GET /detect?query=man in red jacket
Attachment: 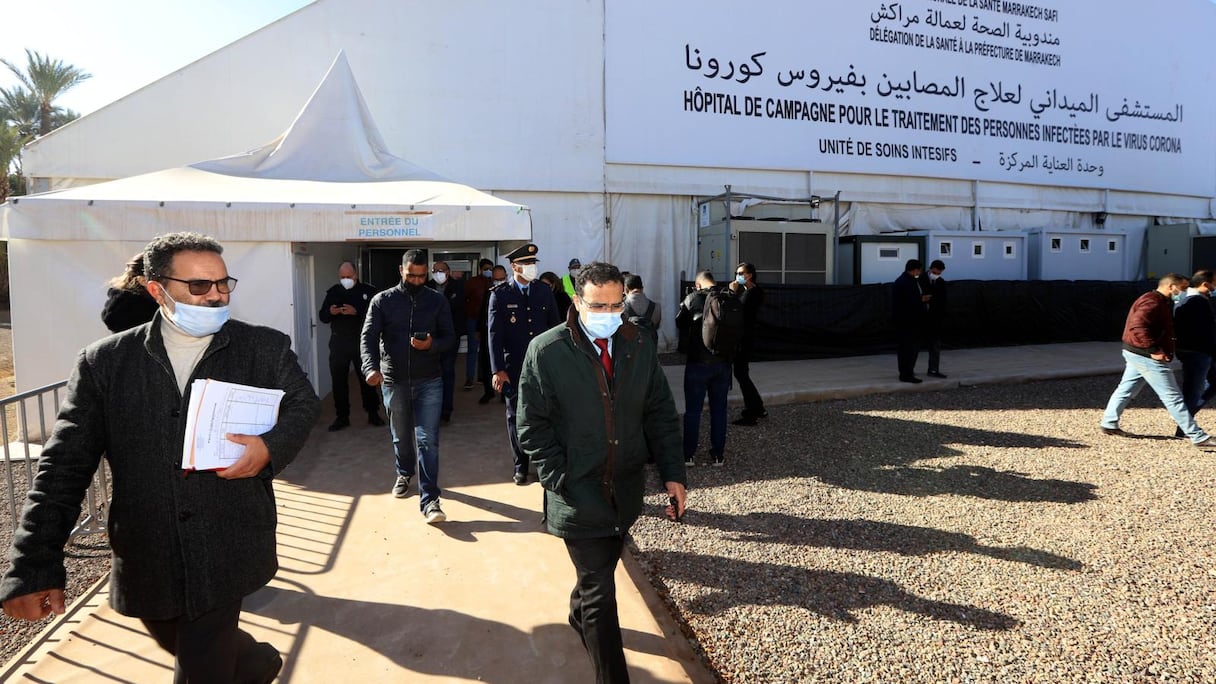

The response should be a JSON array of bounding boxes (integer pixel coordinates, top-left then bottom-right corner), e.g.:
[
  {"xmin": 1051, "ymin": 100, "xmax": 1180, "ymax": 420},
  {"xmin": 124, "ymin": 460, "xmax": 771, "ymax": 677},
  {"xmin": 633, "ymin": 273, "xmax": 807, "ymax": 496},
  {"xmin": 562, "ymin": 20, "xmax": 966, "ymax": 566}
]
[{"xmin": 1100, "ymin": 273, "xmax": 1216, "ymax": 449}]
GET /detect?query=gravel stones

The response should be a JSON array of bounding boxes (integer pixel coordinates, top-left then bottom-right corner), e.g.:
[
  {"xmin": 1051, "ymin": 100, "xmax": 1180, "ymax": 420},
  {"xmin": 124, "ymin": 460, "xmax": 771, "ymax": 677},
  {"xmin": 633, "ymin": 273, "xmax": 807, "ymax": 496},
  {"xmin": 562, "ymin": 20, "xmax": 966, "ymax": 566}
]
[{"xmin": 631, "ymin": 375, "xmax": 1216, "ymax": 683}]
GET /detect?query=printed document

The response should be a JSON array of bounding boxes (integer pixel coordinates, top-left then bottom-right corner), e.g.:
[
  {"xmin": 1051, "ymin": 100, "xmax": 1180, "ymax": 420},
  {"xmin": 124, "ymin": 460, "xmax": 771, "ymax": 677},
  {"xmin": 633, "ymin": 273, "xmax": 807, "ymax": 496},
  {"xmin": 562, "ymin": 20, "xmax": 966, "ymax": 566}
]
[{"xmin": 182, "ymin": 379, "xmax": 285, "ymax": 471}]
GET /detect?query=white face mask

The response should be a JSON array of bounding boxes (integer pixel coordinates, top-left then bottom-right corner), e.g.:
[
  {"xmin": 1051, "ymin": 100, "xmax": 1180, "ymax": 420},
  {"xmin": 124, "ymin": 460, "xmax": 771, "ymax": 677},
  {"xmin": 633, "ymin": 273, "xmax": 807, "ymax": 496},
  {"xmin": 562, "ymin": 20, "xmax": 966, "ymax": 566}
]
[
  {"xmin": 519, "ymin": 264, "xmax": 539, "ymax": 282},
  {"xmin": 162, "ymin": 290, "xmax": 229, "ymax": 337},
  {"xmin": 433, "ymin": 272, "xmax": 448, "ymax": 285},
  {"xmin": 928, "ymin": 273, "xmax": 940, "ymax": 282},
  {"xmin": 340, "ymin": 277, "xmax": 355, "ymax": 290},
  {"xmin": 493, "ymin": 278, "xmax": 507, "ymax": 285}
]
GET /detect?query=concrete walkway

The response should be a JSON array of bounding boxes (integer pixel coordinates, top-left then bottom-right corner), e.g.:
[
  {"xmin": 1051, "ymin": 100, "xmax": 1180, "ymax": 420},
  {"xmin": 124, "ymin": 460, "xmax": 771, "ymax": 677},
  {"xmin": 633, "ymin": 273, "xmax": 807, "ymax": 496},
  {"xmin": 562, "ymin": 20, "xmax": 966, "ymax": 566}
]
[{"xmin": 1, "ymin": 342, "xmax": 1124, "ymax": 683}]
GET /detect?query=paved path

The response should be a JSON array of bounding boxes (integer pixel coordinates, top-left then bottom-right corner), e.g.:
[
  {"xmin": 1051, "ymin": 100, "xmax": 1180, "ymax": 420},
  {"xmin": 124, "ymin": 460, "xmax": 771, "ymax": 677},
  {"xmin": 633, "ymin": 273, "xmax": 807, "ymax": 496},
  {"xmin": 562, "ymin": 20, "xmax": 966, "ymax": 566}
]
[{"xmin": 1, "ymin": 342, "xmax": 1124, "ymax": 682}]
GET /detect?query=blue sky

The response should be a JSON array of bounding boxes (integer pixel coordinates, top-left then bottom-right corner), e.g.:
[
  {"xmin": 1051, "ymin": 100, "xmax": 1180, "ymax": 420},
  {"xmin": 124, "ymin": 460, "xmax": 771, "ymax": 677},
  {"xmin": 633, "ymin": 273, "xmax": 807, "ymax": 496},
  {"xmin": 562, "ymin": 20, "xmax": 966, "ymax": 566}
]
[{"xmin": 0, "ymin": 0, "xmax": 314, "ymax": 117}]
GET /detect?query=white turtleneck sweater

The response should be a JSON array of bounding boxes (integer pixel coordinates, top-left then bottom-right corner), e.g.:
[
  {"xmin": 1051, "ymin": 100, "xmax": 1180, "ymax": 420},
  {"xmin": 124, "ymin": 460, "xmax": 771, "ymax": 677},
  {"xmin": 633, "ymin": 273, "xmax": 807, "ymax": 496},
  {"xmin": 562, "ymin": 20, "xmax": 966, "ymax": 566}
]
[{"xmin": 159, "ymin": 315, "xmax": 215, "ymax": 394}]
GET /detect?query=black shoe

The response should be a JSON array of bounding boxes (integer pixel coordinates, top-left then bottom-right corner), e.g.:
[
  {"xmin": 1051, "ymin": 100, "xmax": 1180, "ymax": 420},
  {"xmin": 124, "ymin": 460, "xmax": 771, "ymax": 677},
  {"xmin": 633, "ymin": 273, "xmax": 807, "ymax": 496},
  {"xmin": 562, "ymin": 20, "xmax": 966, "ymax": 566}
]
[
  {"xmin": 392, "ymin": 475, "xmax": 412, "ymax": 498},
  {"xmin": 732, "ymin": 416, "xmax": 758, "ymax": 426},
  {"xmin": 1100, "ymin": 426, "xmax": 1128, "ymax": 437},
  {"xmin": 1175, "ymin": 426, "xmax": 1186, "ymax": 439},
  {"xmin": 899, "ymin": 376, "xmax": 923, "ymax": 384},
  {"xmin": 235, "ymin": 642, "xmax": 283, "ymax": 684},
  {"xmin": 927, "ymin": 371, "xmax": 948, "ymax": 379},
  {"xmin": 441, "ymin": 414, "xmax": 451, "ymax": 424},
  {"xmin": 513, "ymin": 471, "xmax": 528, "ymax": 485},
  {"xmin": 684, "ymin": 456, "xmax": 696, "ymax": 467},
  {"xmin": 742, "ymin": 409, "xmax": 769, "ymax": 420},
  {"xmin": 368, "ymin": 413, "xmax": 385, "ymax": 427},
  {"xmin": 711, "ymin": 452, "xmax": 725, "ymax": 467},
  {"xmin": 478, "ymin": 392, "xmax": 495, "ymax": 405},
  {"xmin": 328, "ymin": 417, "xmax": 350, "ymax": 432},
  {"xmin": 463, "ymin": 379, "xmax": 475, "ymax": 390}
]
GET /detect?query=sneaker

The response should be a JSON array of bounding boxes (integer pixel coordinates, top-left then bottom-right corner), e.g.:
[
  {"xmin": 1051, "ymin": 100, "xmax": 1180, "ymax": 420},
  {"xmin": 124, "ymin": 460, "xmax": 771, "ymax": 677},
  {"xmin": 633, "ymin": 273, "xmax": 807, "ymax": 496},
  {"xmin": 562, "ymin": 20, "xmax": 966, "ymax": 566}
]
[
  {"xmin": 732, "ymin": 416, "xmax": 758, "ymax": 426},
  {"xmin": 1195, "ymin": 437, "xmax": 1216, "ymax": 450},
  {"xmin": 423, "ymin": 500, "xmax": 447, "ymax": 524},
  {"xmin": 927, "ymin": 370, "xmax": 948, "ymax": 379},
  {"xmin": 513, "ymin": 471, "xmax": 528, "ymax": 485},
  {"xmin": 328, "ymin": 417, "xmax": 350, "ymax": 432},
  {"xmin": 368, "ymin": 413, "xmax": 386, "ymax": 427},
  {"xmin": 711, "ymin": 452, "xmax": 725, "ymax": 467},
  {"xmin": 392, "ymin": 475, "xmax": 412, "ymax": 498},
  {"xmin": 899, "ymin": 375, "xmax": 923, "ymax": 384},
  {"xmin": 684, "ymin": 456, "xmax": 696, "ymax": 467},
  {"xmin": 1100, "ymin": 426, "xmax": 1128, "ymax": 437}
]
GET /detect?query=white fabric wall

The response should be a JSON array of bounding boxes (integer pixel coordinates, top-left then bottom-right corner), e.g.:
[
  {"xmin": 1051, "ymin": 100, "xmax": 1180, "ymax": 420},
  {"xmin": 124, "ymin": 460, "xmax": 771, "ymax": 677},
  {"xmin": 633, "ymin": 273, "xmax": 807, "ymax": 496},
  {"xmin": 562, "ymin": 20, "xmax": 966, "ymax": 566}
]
[{"xmin": 10, "ymin": 240, "xmax": 295, "ymax": 393}]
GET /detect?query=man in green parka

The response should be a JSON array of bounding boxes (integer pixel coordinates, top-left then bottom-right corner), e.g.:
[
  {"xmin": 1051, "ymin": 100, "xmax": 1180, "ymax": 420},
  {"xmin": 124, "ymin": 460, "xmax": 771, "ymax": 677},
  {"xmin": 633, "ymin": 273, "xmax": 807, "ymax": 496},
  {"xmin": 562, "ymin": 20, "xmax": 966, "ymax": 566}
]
[{"xmin": 517, "ymin": 261, "xmax": 686, "ymax": 684}]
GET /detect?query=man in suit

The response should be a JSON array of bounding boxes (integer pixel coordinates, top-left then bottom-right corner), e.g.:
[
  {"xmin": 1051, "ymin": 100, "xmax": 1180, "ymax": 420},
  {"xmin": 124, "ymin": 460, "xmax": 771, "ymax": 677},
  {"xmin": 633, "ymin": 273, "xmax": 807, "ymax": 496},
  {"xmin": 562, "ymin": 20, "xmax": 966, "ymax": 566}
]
[
  {"xmin": 488, "ymin": 243, "xmax": 561, "ymax": 485},
  {"xmin": 920, "ymin": 259, "xmax": 949, "ymax": 379},
  {"xmin": 893, "ymin": 258, "xmax": 930, "ymax": 383},
  {"xmin": 1, "ymin": 232, "xmax": 320, "ymax": 682},
  {"xmin": 429, "ymin": 260, "xmax": 466, "ymax": 423}
]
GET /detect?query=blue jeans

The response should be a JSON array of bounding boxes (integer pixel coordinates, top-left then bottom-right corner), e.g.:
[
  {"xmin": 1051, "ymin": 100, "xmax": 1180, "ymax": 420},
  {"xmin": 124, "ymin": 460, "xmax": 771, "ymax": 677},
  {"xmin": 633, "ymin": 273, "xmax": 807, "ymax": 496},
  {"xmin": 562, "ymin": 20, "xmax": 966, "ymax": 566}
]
[
  {"xmin": 465, "ymin": 319, "xmax": 479, "ymax": 382},
  {"xmin": 382, "ymin": 377, "xmax": 443, "ymax": 509},
  {"xmin": 1102, "ymin": 350, "xmax": 1208, "ymax": 443},
  {"xmin": 1176, "ymin": 350, "xmax": 1212, "ymax": 416},
  {"xmin": 683, "ymin": 361, "xmax": 732, "ymax": 458}
]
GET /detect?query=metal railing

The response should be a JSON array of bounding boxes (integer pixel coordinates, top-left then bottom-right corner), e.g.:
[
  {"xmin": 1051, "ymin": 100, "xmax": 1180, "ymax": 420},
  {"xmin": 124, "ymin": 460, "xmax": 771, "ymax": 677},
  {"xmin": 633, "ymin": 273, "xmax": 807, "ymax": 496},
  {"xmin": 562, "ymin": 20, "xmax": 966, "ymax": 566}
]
[{"xmin": 1, "ymin": 380, "xmax": 111, "ymax": 539}]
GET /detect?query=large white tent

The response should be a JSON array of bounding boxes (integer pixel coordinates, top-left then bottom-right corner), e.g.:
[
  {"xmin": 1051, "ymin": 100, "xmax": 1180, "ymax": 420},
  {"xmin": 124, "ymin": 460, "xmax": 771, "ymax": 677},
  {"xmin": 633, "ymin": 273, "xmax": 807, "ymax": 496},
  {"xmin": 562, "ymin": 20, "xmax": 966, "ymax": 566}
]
[{"xmin": 1, "ymin": 52, "xmax": 531, "ymax": 394}]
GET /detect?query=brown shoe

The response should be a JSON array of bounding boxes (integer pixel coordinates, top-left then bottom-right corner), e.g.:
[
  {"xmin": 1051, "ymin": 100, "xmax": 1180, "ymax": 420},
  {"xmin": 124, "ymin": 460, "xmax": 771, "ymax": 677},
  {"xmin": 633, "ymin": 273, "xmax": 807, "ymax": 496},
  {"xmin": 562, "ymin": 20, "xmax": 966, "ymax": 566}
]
[
  {"xmin": 1100, "ymin": 427, "xmax": 1128, "ymax": 437},
  {"xmin": 1195, "ymin": 437, "xmax": 1216, "ymax": 450}
]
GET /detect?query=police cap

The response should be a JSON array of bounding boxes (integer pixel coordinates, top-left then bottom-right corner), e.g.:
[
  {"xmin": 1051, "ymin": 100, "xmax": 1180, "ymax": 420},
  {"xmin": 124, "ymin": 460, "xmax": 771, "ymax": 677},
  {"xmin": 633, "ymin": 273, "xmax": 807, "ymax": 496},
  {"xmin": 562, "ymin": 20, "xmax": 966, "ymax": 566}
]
[{"xmin": 504, "ymin": 243, "xmax": 540, "ymax": 263}]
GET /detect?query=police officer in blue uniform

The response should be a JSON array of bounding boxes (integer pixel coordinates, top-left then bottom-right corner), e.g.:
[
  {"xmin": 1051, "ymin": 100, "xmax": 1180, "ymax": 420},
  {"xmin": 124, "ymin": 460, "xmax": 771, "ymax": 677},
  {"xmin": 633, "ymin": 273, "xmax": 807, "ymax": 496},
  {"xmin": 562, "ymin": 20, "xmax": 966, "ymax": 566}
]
[{"xmin": 489, "ymin": 243, "xmax": 561, "ymax": 484}]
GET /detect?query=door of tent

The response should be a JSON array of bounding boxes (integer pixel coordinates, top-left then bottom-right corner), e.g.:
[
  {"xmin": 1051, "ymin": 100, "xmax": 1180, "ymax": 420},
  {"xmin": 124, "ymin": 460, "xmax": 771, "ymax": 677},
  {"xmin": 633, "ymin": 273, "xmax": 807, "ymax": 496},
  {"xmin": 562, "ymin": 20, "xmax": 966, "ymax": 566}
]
[{"xmin": 292, "ymin": 251, "xmax": 319, "ymax": 389}]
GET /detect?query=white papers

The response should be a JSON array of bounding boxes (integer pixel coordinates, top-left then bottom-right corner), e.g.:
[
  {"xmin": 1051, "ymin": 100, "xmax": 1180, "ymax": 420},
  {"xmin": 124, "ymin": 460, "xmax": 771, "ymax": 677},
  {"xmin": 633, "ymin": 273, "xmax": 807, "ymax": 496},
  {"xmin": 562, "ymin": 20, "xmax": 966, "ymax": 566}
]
[{"xmin": 182, "ymin": 379, "xmax": 285, "ymax": 471}]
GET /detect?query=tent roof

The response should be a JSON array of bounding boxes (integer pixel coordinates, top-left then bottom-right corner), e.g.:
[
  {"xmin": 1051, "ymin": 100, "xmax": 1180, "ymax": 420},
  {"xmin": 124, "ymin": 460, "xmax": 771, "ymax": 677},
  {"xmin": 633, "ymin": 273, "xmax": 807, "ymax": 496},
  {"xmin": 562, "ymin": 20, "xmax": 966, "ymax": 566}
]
[{"xmin": 1, "ymin": 52, "xmax": 530, "ymax": 242}]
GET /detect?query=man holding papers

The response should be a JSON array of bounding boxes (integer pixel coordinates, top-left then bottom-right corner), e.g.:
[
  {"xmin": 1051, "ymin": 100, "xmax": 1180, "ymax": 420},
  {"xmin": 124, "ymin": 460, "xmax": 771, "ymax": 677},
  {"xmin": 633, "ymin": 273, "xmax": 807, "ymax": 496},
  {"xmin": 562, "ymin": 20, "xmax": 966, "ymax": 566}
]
[{"xmin": 1, "ymin": 232, "xmax": 320, "ymax": 683}]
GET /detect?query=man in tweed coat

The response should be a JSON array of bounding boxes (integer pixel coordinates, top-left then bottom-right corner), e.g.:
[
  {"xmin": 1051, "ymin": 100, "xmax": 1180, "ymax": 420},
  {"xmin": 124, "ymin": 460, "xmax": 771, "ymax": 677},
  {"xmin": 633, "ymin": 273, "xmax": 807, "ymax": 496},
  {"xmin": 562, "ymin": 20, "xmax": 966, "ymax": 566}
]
[{"xmin": 1, "ymin": 232, "xmax": 320, "ymax": 683}]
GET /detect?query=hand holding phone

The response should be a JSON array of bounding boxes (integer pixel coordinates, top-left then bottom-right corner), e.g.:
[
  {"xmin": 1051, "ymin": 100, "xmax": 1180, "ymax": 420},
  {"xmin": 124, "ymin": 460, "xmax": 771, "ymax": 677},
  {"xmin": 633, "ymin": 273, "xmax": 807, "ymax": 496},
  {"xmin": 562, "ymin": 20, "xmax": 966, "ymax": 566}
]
[{"xmin": 668, "ymin": 496, "xmax": 683, "ymax": 523}]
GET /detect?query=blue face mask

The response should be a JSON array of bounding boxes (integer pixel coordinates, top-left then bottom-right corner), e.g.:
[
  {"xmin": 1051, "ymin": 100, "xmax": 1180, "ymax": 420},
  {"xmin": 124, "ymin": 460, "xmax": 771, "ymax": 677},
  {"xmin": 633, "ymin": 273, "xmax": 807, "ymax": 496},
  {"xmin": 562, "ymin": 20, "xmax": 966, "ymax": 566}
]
[
  {"xmin": 583, "ymin": 311, "xmax": 623, "ymax": 340},
  {"xmin": 736, "ymin": 274, "xmax": 747, "ymax": 286},
  {"xmin": 163, "ymin": 291, "xmax": 229, "ymax": 337},
  {"xmin": 482, "ymin": 269, "xmax": 493, "ymax": 279}
]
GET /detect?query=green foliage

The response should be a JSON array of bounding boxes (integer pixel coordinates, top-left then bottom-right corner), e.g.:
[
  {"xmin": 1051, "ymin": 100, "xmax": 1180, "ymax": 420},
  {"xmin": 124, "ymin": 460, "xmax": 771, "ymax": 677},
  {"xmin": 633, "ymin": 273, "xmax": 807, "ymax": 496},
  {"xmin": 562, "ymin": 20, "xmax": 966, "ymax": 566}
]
[{"xmin": 1, "ymin": 49, "xmax": 91, "ymax": 136}]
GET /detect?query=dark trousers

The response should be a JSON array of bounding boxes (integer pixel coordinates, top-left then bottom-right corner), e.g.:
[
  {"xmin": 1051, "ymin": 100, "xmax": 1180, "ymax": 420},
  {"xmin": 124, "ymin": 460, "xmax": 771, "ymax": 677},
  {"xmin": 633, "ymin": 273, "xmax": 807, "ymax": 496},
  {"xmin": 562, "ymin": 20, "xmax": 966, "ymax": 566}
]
[
  {"xmin": 503, "ymin": 382, "xmax": 526, "ymax": 474},
  {"xmin": 732, "ymin": 345, "xmax": 764, "ymax": 416},
  {"xmin": 926, "ymin": 332, "xmax": 942, "ymax": 373},
  {"xmin": 896, "ymin": 328, "xmax": 920, "ymax": 378},
  {"xmin": 684, "ymin": 361, "xmax": 731, "ymax": 457},
  {"xmin": 140, "ymin": 599, "xmax": 273, "ymax": 684},
  {"xmin": 440, "ymin": 346, "xmax": 457, "ymax": 419},
  {"xmin": 478, "ymin": 332, "xmax": 494, "ymax": 396},
  {"xmin": 1177, "ymin": 350, "xmax": 1212, "ymax": 415},
  {"xmin": 329, "ymin": 341, "xmax": 379, "ymax": 419},
  {"xmin": 565, "ymin": 535, "xmax": 630, "ymax": 684}
]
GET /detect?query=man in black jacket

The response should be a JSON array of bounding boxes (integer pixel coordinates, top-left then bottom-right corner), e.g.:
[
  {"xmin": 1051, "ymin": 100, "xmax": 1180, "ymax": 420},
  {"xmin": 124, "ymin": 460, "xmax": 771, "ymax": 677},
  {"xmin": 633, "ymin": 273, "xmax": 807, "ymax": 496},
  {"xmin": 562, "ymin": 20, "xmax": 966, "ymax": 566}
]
[
  {"xmin": 920, "ymin": 259, "xmax": 949, "ymax": 379},
  {"xmin": 677, "ymin": 270, "xmax": 733, "ymax": 466},
  {"xmin": 1173, "ymin": 270, "xmax": 1216, "ymax": 423},
  {"xmin": 319, "ymin": 261, "xmax": 384, "ymax": 431},
  {"xmin": 362, "ymin": 250, "xmax": 457, "ymax": 523},
  {"xmin": 892, "ymin": 259, "xmax": 929, "ymax": 383},
  {"xmin": 428, "ymin": 260, "xmax": 466, "ymax": 423},
  {"xmin": 2, "ymin": 232, "xmax": 320, "ymax": 683},
  {"xmin": 729, "ymin": 262, "xmax": 767, "ymax": 425}
]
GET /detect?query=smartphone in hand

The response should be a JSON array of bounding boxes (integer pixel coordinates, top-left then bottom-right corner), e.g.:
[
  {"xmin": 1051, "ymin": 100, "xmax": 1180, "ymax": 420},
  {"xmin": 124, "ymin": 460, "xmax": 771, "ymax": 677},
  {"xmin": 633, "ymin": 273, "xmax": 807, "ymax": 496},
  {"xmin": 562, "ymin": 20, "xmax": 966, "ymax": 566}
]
[
  {"xmin": 668, "ymin": 496, "xmax": 683, "ymax": 523},
  {"xmin": 412, "ymin": 332, "xmax": 429, "ymax": 340}
]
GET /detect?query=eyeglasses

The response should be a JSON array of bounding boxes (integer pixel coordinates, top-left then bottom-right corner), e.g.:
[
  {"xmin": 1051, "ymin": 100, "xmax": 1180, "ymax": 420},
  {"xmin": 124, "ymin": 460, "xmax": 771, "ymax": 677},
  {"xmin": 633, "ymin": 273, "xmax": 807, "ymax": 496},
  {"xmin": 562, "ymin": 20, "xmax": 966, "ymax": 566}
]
[
  {"xmin": 581, "ymin": 300, "xmax": 626, "ymax": 313},
  {"xmin": 160, "ymin": 275, "xmax": 238, "ymax": 295}
]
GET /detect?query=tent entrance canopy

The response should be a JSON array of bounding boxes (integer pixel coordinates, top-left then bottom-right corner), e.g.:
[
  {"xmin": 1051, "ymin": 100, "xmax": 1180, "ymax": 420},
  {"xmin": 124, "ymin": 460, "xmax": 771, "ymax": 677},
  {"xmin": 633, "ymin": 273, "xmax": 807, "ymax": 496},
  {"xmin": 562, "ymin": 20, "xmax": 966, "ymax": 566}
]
[{"xmin": 0, "ymin": 168, "xmax": 532, "ymax": 243}]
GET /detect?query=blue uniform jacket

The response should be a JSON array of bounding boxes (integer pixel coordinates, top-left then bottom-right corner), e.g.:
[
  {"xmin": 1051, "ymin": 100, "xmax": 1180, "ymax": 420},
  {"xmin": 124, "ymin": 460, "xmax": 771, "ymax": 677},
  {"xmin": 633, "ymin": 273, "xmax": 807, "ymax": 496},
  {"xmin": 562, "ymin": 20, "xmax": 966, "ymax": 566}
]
[{"xmin": 488, "ymin": 279, "xmax": 561, "ymax": 383}]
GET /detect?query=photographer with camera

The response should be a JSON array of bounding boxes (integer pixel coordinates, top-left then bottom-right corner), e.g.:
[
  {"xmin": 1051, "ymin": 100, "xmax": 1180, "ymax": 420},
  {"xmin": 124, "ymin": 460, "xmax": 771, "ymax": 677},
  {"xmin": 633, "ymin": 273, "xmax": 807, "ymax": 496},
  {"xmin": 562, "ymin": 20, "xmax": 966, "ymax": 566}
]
[{"xmin": 362, "ymin": 250, "xmax": 457, "ymax": 523}]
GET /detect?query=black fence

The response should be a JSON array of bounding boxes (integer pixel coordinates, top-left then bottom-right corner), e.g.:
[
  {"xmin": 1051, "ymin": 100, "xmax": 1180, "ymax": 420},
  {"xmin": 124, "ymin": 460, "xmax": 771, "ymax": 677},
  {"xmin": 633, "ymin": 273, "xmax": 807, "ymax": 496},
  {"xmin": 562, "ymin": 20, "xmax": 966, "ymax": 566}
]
[{"xmin": 683, "ymin": 280, "xmax": 1155, "ymax": 361}]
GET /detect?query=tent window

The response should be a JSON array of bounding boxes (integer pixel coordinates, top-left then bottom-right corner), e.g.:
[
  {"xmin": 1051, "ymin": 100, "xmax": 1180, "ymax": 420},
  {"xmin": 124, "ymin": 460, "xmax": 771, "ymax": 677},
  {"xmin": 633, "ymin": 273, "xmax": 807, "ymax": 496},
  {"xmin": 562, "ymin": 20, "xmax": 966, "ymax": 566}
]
[
  {"xmin": 1050, "ymin": 237, "xmax": 1062, "ymax": 252},
  {"xmin": 877, "ymin": 247, "xmax": 901, "ymax": 260},
  {"xmin": 971, "ymin": 242, "xmax": 985, "ymax": 258},
  {"xmin": 1107, "ymin": 240, "xmax": 1119, "ymax": 253},
  {"xmin": 939, "ymin": 241, "xmax": 952, "ymax": 258},
  {"xmin": 1003, "ymin": 242, "xmax": 1017, "ymax": 259},
  {"xmin": 1079, "ymin": 238, "xmax": 1091, "ymax": 254}
]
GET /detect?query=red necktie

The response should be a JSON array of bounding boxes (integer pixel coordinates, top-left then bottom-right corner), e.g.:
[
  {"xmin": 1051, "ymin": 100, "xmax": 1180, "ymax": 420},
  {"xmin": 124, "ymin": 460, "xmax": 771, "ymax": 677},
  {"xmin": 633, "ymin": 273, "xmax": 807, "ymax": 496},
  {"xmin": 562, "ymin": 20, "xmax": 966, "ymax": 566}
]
[{"xmin": 594, "ymin": 338, "xmax": 613, "ymax": 380}]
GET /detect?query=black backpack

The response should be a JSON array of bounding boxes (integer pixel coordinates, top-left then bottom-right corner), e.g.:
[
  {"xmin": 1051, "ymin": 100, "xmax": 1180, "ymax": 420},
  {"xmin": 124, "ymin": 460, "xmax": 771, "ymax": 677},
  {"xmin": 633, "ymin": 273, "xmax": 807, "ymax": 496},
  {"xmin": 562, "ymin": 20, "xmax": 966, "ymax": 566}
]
[
  {"xmin": 625, "ymin": 300, "xmax": 658, "ymax": 342},
  {"xmin": 702, "ymin": 288, "xmax": 744, "ymax": 357}
]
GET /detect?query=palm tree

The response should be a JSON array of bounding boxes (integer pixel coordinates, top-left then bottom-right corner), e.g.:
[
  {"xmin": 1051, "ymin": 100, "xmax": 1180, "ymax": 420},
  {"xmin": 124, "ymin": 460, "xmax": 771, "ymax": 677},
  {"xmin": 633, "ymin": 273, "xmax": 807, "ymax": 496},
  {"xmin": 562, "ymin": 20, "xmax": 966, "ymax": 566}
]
[
  {"xmin": 0, "ymin": 124, "xmax": 21, "ymax": 204},
  {"xmin": 1, "ymin": 49, "xmax": 90, "ymax": 136}
]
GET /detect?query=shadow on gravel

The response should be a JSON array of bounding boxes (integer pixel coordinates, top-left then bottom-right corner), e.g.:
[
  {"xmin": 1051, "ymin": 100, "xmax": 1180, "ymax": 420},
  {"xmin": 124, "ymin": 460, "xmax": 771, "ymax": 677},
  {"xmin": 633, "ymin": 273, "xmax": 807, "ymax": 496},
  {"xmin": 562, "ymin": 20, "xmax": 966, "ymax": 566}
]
[
  {"xmin": 717, "ymin": 410, "xmax": 1099, "ymax": 503},
  {"xmin": 644, "ymin": 550, "xmax": 1019, "ymax": 630},
  {"xmin": 673, "ymin": 511, "xmax": 1083, "ymax": 570}
]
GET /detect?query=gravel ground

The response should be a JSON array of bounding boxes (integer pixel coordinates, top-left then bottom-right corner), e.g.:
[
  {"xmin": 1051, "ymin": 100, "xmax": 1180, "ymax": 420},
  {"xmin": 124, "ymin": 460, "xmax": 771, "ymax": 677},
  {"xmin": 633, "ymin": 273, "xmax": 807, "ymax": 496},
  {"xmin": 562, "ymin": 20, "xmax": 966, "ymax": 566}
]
[{"xmin": 631, "ymin": 374, "xmax": 1216, "ymax": 683}]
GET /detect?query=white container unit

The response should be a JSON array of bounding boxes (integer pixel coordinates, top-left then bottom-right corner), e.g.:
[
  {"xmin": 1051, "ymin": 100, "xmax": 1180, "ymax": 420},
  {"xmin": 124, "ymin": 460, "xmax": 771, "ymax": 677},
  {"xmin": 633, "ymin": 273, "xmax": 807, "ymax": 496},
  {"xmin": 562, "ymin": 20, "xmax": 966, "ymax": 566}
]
[
  {"xmin": 910, "ymin": 230, "xmax": 1028, "ymax": 281},
  {"xmin": 837, "ymin": 235, "xmax": 925, "ymax": 285},
  {"xmin": 1027, "ymin": 229, "xmax": 1128, "ymax": 280}
]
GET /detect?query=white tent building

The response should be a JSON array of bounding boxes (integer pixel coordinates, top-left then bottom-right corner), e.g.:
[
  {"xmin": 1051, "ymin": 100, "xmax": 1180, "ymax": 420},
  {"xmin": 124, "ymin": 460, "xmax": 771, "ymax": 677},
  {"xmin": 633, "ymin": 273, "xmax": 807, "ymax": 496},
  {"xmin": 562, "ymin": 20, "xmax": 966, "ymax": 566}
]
[
  {"xmin": 6, "ymin": 0, "xmax": 1216, "ymax": 390},
  {"xmin": 1, "ymin": 52, "xmax": 530, "ymax": 395}
]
